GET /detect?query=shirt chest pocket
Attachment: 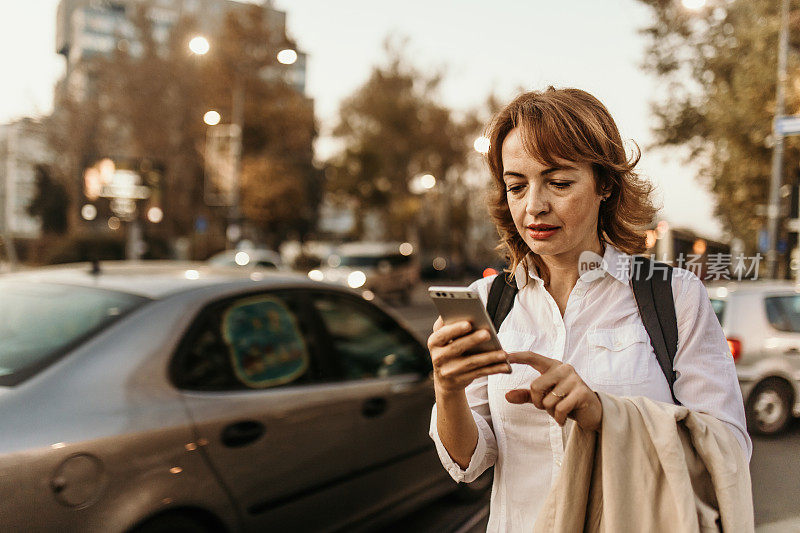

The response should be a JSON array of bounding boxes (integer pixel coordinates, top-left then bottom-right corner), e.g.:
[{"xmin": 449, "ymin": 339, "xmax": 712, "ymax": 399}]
[{"xmin": 586, "ymin": 324, "xmax": 652, "ymax": 386}]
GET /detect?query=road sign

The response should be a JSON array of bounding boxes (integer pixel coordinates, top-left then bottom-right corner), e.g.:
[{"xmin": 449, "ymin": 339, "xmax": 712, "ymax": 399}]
[
  {"xmin": 775, "ymin": 115, "xmax": 800, "ymax": 136},
  {"xmin": 759, "ymin": 229, "xmax": 769, "ymax": 253},
  {"xmin": 204, "ymin": 125, "xmax": 240, "ymax": 207}
]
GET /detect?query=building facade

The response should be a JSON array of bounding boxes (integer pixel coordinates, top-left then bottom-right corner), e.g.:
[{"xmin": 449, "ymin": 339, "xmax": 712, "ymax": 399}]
[
  {"xmin": 0, "ymin": 119, "xmax": 53, "ymax": 239},
  {"xmin": 55, "ymin": 0, "xmax": 307, "ymax": 97}
]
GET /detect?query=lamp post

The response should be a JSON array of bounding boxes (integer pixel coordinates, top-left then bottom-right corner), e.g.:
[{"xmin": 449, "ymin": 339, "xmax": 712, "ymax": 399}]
[{"xmin": 189, "ymin": 36, "xmax": 297, "ymax": 247}]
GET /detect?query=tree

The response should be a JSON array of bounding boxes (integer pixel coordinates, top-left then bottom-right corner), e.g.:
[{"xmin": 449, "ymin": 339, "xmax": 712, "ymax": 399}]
[
  {"xmin": 327, "ymin": 39, "xmax": 477, "ymax": 253},
  {"xmin": 27, "ymin": 165, "xmax": 69, "ymax": 235},
  {"xmin": 46, "ymin": 2, "xmax": 319, "ymax": 255},
  {"xmin": 635, "ymin": 0, "xmax": 800, "ymax": 250}
]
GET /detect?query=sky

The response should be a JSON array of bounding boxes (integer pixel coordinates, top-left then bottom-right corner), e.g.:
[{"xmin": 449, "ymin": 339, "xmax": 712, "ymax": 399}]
[{"xmin": 0, "ymin": 0, "xmax": 724, "ymax": 239}]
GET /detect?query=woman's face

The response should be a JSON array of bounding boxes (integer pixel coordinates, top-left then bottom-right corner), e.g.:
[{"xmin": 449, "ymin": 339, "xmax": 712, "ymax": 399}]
[{"xmin": 501, "ymin": 127, "xmax": 606, "ymax": 260}]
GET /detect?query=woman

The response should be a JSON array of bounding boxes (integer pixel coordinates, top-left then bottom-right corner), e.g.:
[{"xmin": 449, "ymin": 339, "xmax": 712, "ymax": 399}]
[{"xmin": 427, "ymin": 87, "xmax": 750, "ymax": 531}]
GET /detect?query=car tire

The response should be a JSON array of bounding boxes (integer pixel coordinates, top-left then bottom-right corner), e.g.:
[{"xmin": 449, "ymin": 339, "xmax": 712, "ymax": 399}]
[
  {"xmin": 129, "ymin": 512, "xmax": 220, "ymax": 533},
  {"xmin": 451, "ymin": 467, "xmax": 493, "ymax": 503},
  {"xmin": 746, "ymin": 378, "xmax": 794, "ymax": 436}
]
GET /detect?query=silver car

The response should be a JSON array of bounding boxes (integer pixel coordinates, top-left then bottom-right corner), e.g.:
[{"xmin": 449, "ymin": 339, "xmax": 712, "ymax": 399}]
[
  {"xmin": 707, "ymin": 280, "xmax": 800, "ymax": 435},
  {"xmin": 0, "ymin": 262, "xmax": 486, "ymax": 532}
]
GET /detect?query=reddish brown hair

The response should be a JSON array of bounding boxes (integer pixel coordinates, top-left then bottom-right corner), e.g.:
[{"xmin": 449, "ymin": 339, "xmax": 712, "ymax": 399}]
[{"xmin": 486, "ymin": 87, "xmax": 657, "ymax": 287}]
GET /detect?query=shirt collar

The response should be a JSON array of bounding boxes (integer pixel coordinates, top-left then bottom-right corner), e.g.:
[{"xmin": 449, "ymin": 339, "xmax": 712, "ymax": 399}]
[{"xmin": 512, "ymin": 243, "xmax": 631, "ymax": 289}]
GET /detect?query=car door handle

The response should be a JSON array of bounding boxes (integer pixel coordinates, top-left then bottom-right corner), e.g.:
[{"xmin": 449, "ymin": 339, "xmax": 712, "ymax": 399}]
[
  {"xmin": 362, "ymin": 397, "xmax": 388, "ymax": 418},
  {"xmin": 221, "ymin": 420, "xmax": 266, "ymax": 448}
]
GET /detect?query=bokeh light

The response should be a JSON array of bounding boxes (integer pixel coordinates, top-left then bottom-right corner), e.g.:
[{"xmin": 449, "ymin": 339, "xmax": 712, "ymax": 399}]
[
  {"xmin": 107, "ymin": 216, "xmax": 121, "ymax": 230},
  {"xmin": 277, "ymin": 49, "xmax": 298, "ymax": 65},
  {"xmin": 399, "ymin": 242, "xmax": 413, "ymax": 256},
  {"xmin": 81, "ymin": 204, "xmax": 97, "ymax": 221},
  {"xmin": 203, "ymin": 110, "xmax": 221, "ymax": 126},
  {"xmin": 474, "ymin": 136, "xmax": 490, "ymax": 154},
  {"xmin": 681, "ymin": 0, "xmax": 706, "ymax": 10},
  {"xmin": 189, "ymin": 36, "xmax": 210, "ymax": 55},
  {"xmin": 147, "ymin": 206, "xmax": 163, "ymax": 223},
  {"xmin": 421, "ymin": 174, "xmax": 436, "ymax": 190},
  {"xmin": 235, "ymin": 251, "xmax": 250, "ymax": 266}
]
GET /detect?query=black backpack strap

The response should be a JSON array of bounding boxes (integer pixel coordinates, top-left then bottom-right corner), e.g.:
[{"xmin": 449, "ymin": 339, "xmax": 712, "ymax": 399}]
[
  {"xmin": 630, "ymin": 256, "xmax": 680, "ymax": 405},
  {"xmin": 487, "ymin": 274, "xmax": 518, "ymax": 332}
]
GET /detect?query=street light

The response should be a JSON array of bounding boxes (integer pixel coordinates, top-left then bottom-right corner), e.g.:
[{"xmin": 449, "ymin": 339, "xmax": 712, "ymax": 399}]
[
  {"xmin": 203, "ymin": 110, "xmax": 221, "ymax": 126},
  {"xmin": 188, "ymin": 36, "xmax": 210, "ymax": 55},
  {"xmin": 189, "ymin": 36, "xmax": 298, "ymax": 247}
]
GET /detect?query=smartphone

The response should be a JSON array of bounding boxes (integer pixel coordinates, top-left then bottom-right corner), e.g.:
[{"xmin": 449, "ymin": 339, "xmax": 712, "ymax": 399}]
[{"xmin": 428, "ymin": 286, "xmax": 503, "ymax": 355}]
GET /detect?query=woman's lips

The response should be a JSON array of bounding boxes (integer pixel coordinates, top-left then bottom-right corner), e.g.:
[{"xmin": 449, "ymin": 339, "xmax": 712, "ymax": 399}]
[{"xmin": 527, "ymin": 226, "xmax": 560, "ymax": 239}]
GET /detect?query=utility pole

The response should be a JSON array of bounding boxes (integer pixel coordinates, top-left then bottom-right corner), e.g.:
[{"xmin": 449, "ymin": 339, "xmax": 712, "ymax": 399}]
[{"xmin": 766, "ymin": 0, "xmax": 791, "ymax": 278}]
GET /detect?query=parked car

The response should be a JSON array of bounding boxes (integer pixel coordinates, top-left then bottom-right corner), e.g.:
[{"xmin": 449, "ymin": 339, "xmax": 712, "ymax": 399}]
[
  {"xmin": 707, "ymin": 280, "xmax": 800, "ymax": 435},
  {"xmin": 0, "ymin": 262, "xmax": 487, "ymax": 532},
  {"xmin": 207, "ymin": 248, "xmax": 284, "ymax": 270},
  {"xmin": 310, "ymin": 242, "xmax": 420, "ymax": 304}
]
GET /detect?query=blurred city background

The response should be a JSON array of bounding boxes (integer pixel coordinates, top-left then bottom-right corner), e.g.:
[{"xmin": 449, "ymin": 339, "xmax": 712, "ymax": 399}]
[{"xmin": 2, "ymin": 0, "xmax": 800, "ymax": 532}]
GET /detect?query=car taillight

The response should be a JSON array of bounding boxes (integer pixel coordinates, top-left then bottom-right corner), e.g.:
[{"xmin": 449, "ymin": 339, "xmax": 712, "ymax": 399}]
[{"xmin": 727, "ymin": 338, "xmax": 742, "ymax": 362}]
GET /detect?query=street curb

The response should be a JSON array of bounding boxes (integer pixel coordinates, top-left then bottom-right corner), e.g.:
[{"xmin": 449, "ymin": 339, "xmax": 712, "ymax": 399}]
[{"xmin": 756, "ymin": 517, "xmax": 800, "ymax": 532}]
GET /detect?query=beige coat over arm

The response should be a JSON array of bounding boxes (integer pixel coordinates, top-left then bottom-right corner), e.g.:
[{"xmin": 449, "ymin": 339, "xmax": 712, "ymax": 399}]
[{"xmin": 534, "ymin": 392, "xmax": 754, "ymax": 533}]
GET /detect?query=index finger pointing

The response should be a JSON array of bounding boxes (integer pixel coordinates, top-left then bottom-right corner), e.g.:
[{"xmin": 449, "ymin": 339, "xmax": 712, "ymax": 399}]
[{"xmin": 505, "ymin": 351, "xmax": 559, "ymax": 374}]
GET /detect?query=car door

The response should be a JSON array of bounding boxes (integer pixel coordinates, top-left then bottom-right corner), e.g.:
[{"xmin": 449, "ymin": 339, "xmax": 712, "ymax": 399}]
[
  {"xmin": 171, "ymin": 290, "xmax": 364, "ymax": 532},
  {"xmin": 305, "ymin": 290, "xmax": 445, "ymax": 520}
]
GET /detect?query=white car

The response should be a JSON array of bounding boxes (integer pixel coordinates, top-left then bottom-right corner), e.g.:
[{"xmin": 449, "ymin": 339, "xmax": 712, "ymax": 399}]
[
  {"xmin": 309, "ymin": 242, "xmax": 420, "ymax": 304},
  {"xmin": 707, "ymin": 280, "xmax": 800, "ymax": 435}
]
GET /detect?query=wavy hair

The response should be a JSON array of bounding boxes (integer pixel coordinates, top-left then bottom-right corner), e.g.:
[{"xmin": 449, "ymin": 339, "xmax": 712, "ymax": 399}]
[{"xmin": 486, "ymin": 87, "xmax": 657, "ymax": 287}]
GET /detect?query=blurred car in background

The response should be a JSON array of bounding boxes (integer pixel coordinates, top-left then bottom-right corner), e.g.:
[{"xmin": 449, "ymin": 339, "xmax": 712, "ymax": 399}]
[
  {"xmin": 707, "ymin": 280, "xmax": 800, "ymax": 435},
  {"xmin": 0, "ymin": 262, "xmax": 488, "ymax": 532},
  {"xmin": 309, "ymin": 242, "xmax": 420, "ymax": 304},
  {"xmin": 207, "ymin": 248, "xmax": 284, "ymax": 270}
]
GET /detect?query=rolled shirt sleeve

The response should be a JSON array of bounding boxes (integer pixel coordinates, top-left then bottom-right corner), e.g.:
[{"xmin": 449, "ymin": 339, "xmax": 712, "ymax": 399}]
[
  {"xmin": 672, "ymin": 269, "xmax": 753, "ymax": 460},
  {"xmin": 429, "ymin": 374, "xmax": 498, "ymax": 482}
]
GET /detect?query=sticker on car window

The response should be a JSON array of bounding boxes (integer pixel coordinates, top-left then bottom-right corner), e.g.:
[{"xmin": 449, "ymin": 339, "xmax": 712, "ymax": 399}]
[{"xmin": 222, "ymin": 296, "xmax": 309, "ymax": 388}]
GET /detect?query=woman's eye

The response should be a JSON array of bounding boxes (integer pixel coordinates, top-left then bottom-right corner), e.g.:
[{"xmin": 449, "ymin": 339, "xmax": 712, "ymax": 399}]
[
  {"xmin": 551, "ymin": 181, "xmax": 572, "ymax": 189},
  {"xmin": 506, "ymin": 184, "xmax": 525, "ymax": 193}
]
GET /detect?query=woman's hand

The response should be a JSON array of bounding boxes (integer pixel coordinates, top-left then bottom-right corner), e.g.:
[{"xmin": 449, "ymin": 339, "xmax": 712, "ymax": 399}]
[
  {"xmin": 427, "ymin": 316, "xmax": 512, "ymax": 394},
  {"xmin": 504, "ymin": 351, "xmax": 602, "ymax": 432}
]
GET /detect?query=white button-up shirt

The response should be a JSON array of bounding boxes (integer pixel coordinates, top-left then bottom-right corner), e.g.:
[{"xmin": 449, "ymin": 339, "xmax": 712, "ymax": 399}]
[{"xmin": 429, "ymin": 244, "xmax": 751, "ymax": 532}]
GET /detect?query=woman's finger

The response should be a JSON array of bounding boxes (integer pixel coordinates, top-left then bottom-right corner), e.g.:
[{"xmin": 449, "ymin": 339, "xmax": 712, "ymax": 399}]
[
  {"xmin": 427, "ymin": 320, "xmax": 472, "ymax": 350},
  {"xmin": 529, "ymin": 364, "xmax": 572, "ymax": 409},
  {"xmin": 505, "ymin": 389, "xmax": 532, "ymax": 404},
  {"xmin": 437, "ymin": 350, "xmax": 507, "ymax": 378},
  {"xmin": 551, "ymin": 389, "xmax": 582, "ymax": 426},
  {"xmin": 540, "ymin": 375, "xmax": 578, "ymax": 411},
  {"xmin": 440, "ymin": 329, "xmax": 496, "ymax": 359},
  {"xmin": 432, "ymin": 316, "xmax": 444, "ymax": 332},
  {"xmin": 455, "ymin": 362, "xmax": 512, "ymax": 385}
]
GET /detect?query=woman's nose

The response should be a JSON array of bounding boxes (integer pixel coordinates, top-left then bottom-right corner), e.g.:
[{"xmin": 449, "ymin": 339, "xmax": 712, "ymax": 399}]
[{"xmin": 525, "ymin": 187, "xmax": 550, "ymax": 215}]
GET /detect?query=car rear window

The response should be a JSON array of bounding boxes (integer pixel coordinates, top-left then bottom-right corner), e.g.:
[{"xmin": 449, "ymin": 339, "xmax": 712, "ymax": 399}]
[
  {"xmin": 764, "ymin": 295, "xmax": 800, "ymax": 333},
  {"xmin": 0, "ymin": 281, "xmax": 150, "ymax": 385},
  {"xmin": 709, "ymin": 299, "xmax": 726, "ymax": 326}
]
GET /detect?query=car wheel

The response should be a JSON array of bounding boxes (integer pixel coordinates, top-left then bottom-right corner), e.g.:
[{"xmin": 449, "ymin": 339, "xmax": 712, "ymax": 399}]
[
  {"xmin": 451, "ymin": 468, "xmax": 493, "ymax": 502},
  {"xmin": 746, "ymin": 378, "xmax": 793, "ymax": 436},
  {"xmin": 129, "ymin": 512, "xmax": 220, "ymax": 533}
]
